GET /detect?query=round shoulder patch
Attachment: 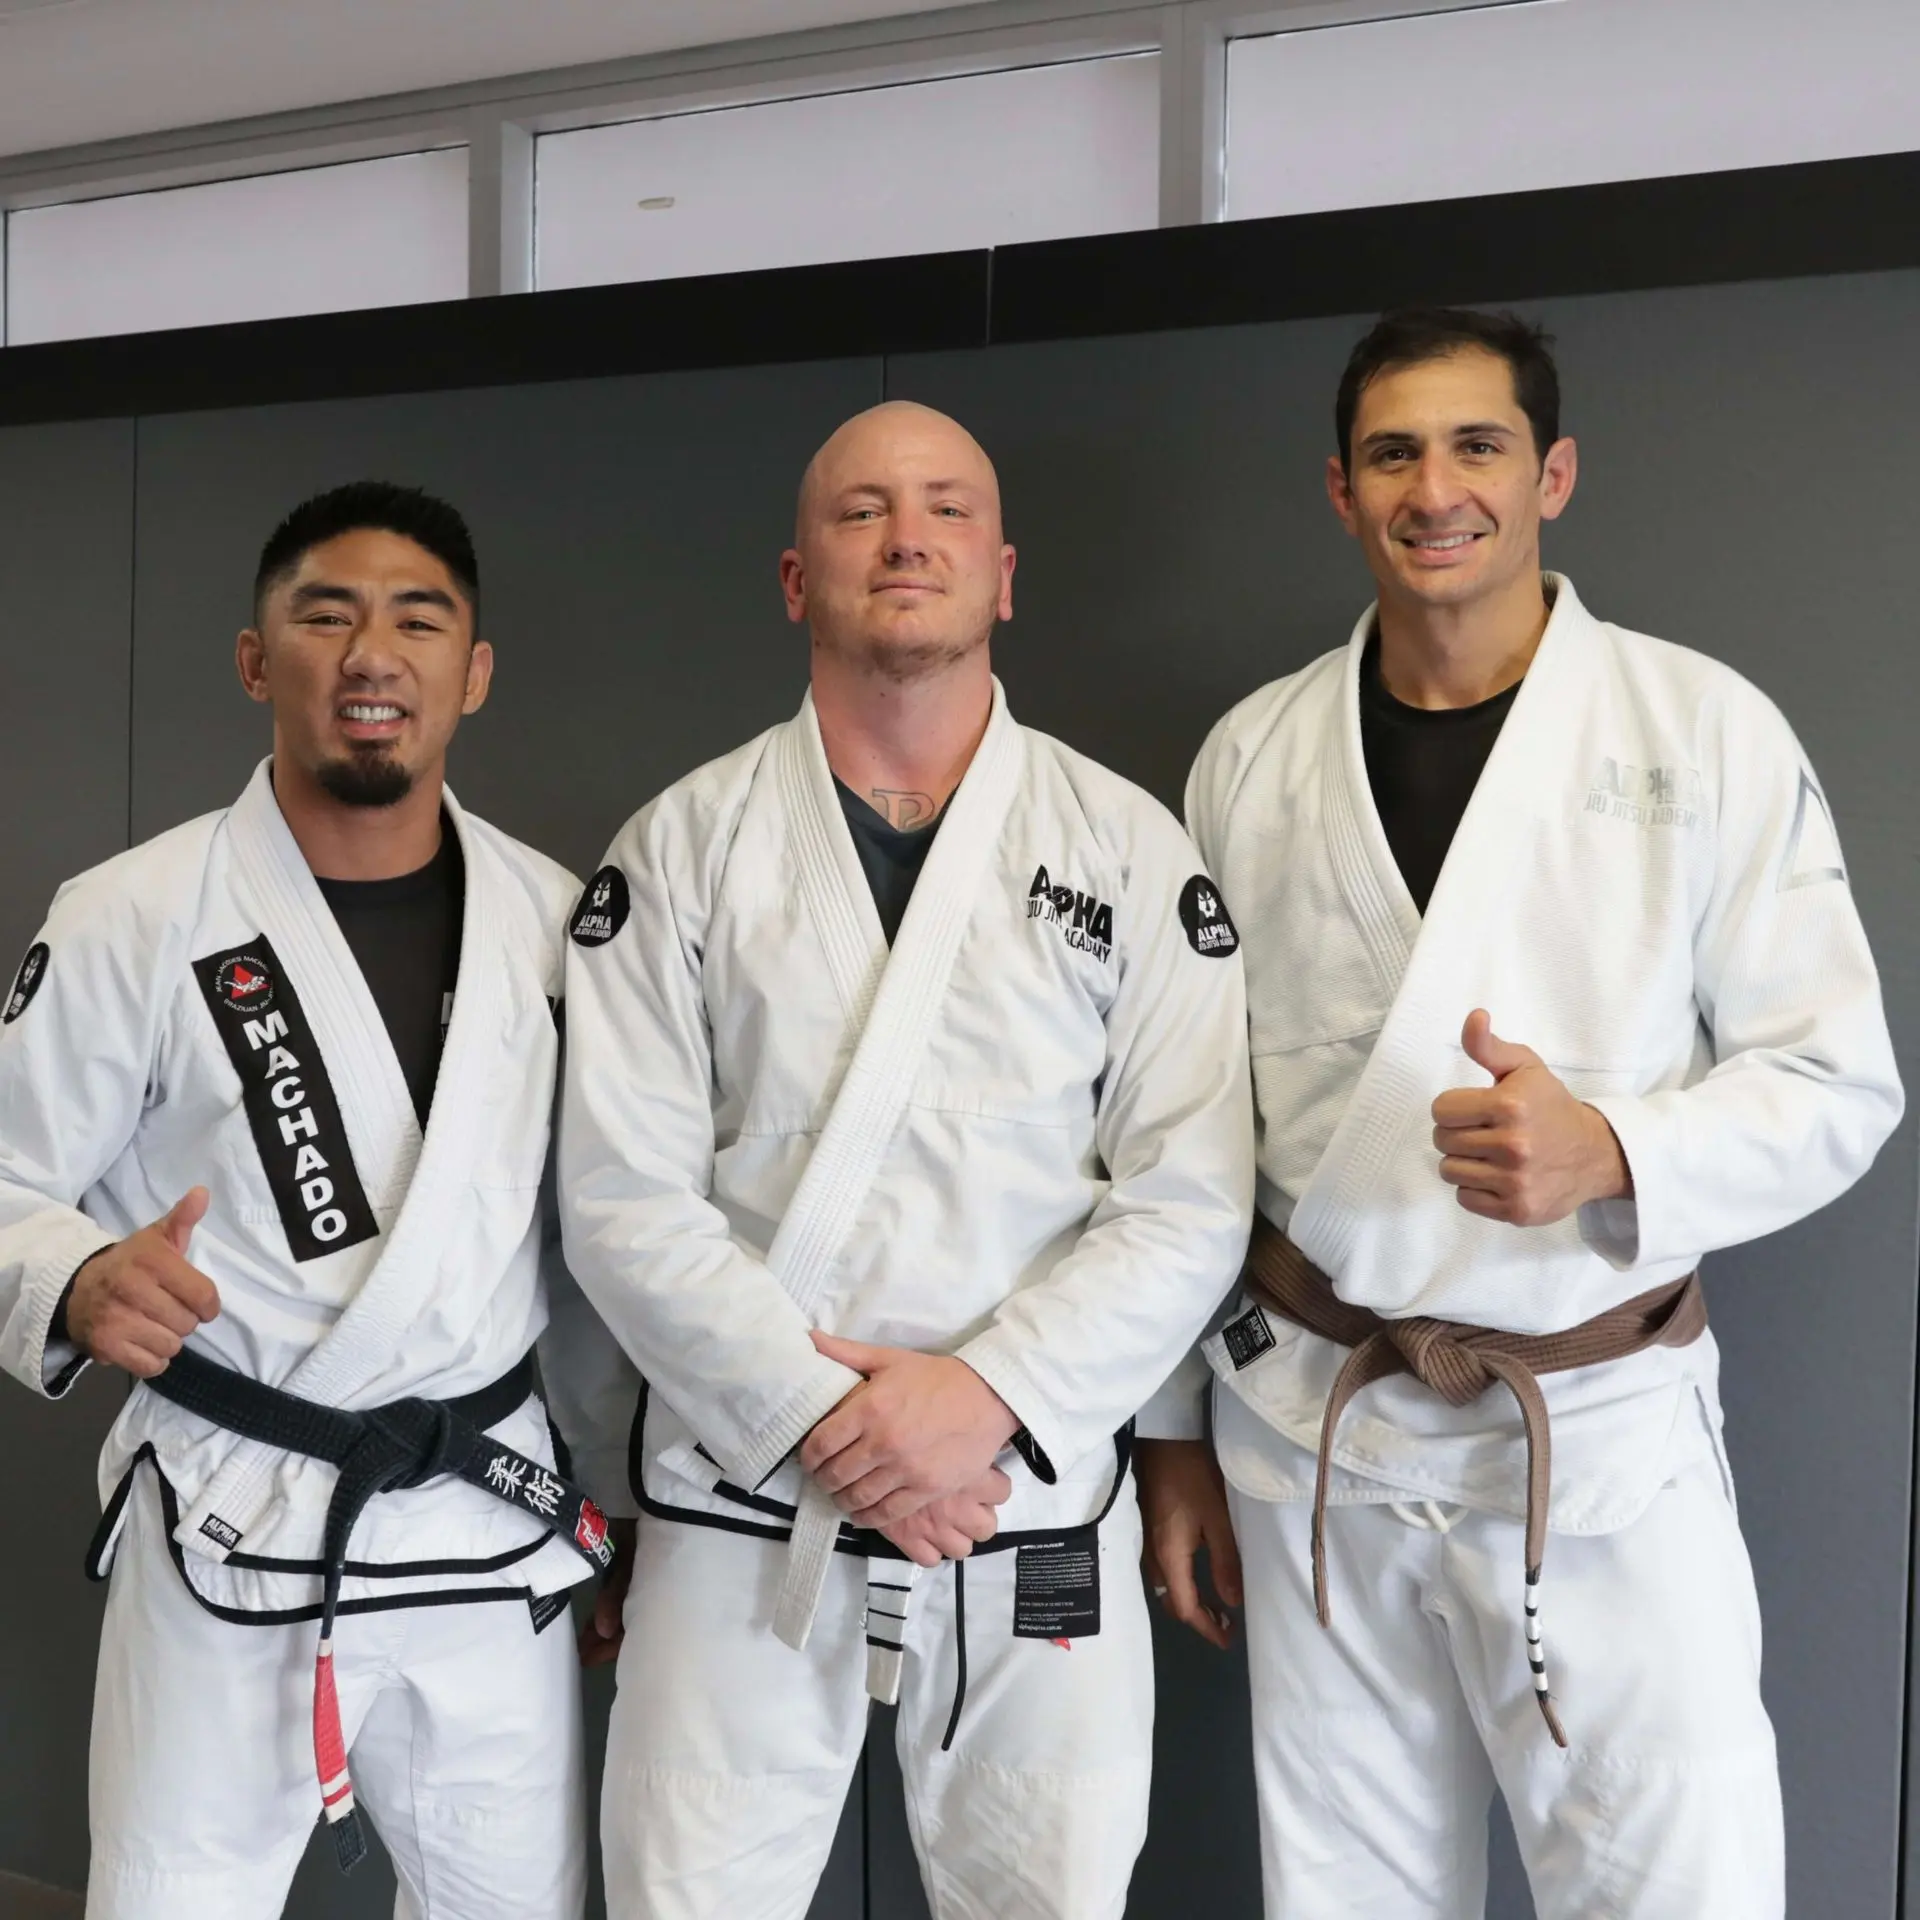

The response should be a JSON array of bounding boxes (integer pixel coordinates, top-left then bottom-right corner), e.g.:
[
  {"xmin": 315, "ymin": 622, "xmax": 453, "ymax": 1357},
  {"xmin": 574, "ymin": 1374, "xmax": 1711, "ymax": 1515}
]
[
  {"xmin": 3, "ymin": 942, "xmax": 49, "ymax": 1024},
  {"xmin": 1178, "ymin": 876, "xmax": 1239, "ymax": 958},
  {"xmin": 571, "ymin": 867, "xmax": 631, "ymax": 949}
]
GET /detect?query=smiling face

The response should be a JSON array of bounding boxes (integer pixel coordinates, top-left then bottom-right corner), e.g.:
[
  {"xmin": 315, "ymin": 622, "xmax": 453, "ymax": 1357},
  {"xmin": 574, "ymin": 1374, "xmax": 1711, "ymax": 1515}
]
[
  {"xmin": 1327, "ymin": 345, "xmax": 1576, "ymax": 615},
  {"xmin": 780, "ymin": 402, "xmax": 1015, "ymax": 681},
  {"xmin": 237, "ymin": 528, "xmax": 492, "ymax": 807}
]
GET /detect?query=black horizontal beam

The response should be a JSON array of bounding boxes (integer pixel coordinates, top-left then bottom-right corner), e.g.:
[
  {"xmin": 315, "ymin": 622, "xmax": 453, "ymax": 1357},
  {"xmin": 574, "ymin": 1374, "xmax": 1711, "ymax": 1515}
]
[
  {"xmin": 989, "ymin": 149, "xmax": 1920, "ymax": 342},
  {"xmin": 1, "ymin": 148, "xmax": 1915, "ymax": 429}
]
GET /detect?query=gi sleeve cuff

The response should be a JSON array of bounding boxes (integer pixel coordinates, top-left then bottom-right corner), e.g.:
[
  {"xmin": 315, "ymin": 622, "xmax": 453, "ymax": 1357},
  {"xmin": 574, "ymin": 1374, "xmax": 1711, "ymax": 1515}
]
[
  {"xmin": 21, "ymin": 1231, "xmax": 112, "ymax": 1399},
  {"xmin": 1133, "ymin": 1348, "xmax": 1211, "ymax": 1441},
  {"xmin": 725, "ymin": 1356, "xmax": 863, "ymax": 1492},
  {"xmin": 1582, "ymin": 1094, "xmax": 1651, "ymax": 1268},
  {"xmin": 954, "ymin": 1336, "xmax": 1076, "ymax": 1486}
]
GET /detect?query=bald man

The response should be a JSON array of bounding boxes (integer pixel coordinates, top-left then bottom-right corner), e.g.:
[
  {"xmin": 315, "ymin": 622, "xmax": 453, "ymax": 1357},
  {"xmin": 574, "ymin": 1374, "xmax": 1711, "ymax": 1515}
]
[{"xmin": 560, "ymin": 403, "xmax": 1254, "ymax": 1918}]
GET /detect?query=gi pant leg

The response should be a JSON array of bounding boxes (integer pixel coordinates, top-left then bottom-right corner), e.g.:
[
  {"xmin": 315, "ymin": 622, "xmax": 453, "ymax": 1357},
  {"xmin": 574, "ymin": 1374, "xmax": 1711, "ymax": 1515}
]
[
  {"xmin": 1232, "ymin": 1447, "xmax": 1782, "ymax": 1920},
  {"xmin": 86, "ymin": 1474, "xmax": 586, "ymax": 1920},
  {"xmin": 602, "ymin": 1499, "xmax": 1153, "ymax": 1920}
]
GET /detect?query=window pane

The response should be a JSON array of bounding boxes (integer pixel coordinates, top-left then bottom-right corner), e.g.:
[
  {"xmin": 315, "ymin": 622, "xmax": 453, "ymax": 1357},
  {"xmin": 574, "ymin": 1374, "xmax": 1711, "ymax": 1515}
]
[
  {"xmin": 7, "ymin": 149, "xmax": 469, "ymax": 345},
  {"xmin": 536, "ymin": 55, "xmax": 1160, "ymax": 290},
  {"xmin": 1227, "ymin": 0, "xmax": 1920, "ymax": 221}
]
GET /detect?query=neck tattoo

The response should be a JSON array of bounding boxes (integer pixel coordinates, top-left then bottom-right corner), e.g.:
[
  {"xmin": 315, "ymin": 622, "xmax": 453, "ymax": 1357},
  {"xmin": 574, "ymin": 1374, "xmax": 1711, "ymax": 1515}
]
[{"xmin": 871, "ymin": 788, "xmax": 938, "ymax": 830}]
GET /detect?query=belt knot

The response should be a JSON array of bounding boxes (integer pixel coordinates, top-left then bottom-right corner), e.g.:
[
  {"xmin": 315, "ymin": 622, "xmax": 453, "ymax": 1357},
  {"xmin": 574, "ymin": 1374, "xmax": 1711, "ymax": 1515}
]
[{"xmin": 1386, "ymin": 1319, "xmax": 1498, "ymax": 1408}]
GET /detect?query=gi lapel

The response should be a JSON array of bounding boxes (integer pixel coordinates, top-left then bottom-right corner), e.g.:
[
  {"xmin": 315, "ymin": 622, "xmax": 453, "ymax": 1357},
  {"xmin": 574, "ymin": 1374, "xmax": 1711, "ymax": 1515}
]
[
  {"xmin": 768, "ymin": 679, "xmax": 1024, "ymax": 1651},
  {"xmin": 1287, "ymin": 577, "xmax": 1591, "ymax": 1282},
  {"xmin": 177, "ymin": 768, "xmax": 513, "ymax": 1557}
]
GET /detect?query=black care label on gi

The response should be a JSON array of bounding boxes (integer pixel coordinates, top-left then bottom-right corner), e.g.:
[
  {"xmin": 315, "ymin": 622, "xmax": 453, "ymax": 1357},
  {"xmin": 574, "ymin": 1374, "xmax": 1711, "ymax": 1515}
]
[
  {"xmin": 1179, "ymin": 875, "xmax": 1240, "ymax": 958},
  {"xmin": 192, "ymin": 935, "xmax": 379, "ymax": 1265},
  {"xmin": 570, "ymin": 868, "xmax": 630, "ymax": 948},
  {"xmin": 1222, "ymin": 1305, "xmax": 1277, "ymax": 1371},
  {"xmin": 1013, "ymin": 1537, "xmax": 1101, "ymax": 1641},
  {"xmin": 528, "ymin": 1591, "xmax": 572, "ymax": 1635},
  {"xmin": 3, "ymin": 942, "xmax": 48, "ymax": 1025}
]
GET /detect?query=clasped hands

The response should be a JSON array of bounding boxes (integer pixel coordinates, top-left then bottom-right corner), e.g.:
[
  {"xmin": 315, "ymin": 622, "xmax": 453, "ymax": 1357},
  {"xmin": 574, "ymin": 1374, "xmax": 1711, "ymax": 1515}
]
[{"xmin": 799, "ymin": 1333, "xmax": 1020, "ymax": 1569}]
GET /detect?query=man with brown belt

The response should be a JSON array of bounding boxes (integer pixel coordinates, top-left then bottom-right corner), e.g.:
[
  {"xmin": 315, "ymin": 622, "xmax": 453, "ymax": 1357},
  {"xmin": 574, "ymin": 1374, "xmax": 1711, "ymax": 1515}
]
[{"xmin": 1137, "ymin": 308, "xmax": 1903, "ymax": 1919}]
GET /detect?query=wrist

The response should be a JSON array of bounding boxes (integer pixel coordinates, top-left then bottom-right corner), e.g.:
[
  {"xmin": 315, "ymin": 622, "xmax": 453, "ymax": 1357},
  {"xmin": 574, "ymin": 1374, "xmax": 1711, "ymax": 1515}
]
[{"xmin": 1579, "ymin": 1104, "xmax": 1633, "ymax": 1205}]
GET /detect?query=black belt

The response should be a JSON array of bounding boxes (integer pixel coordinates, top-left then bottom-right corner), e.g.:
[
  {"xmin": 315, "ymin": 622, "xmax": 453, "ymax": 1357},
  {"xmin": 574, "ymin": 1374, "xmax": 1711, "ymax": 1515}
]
[{"xmin": 144, "ymin": 1347, "xmax": 613, "ymax": 1873}]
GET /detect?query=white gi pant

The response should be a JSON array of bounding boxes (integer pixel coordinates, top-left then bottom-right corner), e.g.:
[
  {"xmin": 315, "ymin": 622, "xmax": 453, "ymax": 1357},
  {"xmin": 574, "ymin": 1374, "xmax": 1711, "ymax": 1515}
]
[
  {"xmin": 602, "ymin": 1501, "xmax": 1153, "ymax": 1920},
  {"xmin": 1229, "ymin": 1443, "xmax": 1782, "ymax": 1920},
  {"xmin": 87, "ymin": 1477, "xmax": 587, "ymax": 1920}
]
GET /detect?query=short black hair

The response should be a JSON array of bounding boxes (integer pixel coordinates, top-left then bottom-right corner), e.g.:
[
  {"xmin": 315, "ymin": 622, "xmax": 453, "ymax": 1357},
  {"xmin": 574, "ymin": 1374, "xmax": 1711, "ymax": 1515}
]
[
  {"xmin": 252, "ymin": 481, "xmax": 480, "ymax": 627},
  {"xmin": 1335, "ymin": 308, "xmax": 1561, "ymax": 470}
]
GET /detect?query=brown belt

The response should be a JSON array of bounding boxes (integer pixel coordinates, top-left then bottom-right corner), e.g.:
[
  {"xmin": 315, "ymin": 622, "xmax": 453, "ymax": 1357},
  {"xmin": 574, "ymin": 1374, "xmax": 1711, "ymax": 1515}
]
[{"xmin": 1242, "ymin": 1217, "xmax": 1708, "ymax": 1747}]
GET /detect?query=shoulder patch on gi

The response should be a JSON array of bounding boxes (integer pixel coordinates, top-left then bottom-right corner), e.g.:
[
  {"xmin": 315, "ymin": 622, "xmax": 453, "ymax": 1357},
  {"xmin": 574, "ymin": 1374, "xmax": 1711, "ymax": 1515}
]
[
  {"xmin": 2, "ymin": 942, "xmax": 49, "ymax": 1024},
  {"xmin": 570, "ymin": 868, "xmax": 631, "ymax": 948},
  {"xmin": 192, "ymin": 935, "xmax": 380, "ymax": 1265},
  {"xmin": 1221, "ymin": 1304, "xmax": 1276, "ymax": 1370},
  {"xmin": 1781, "ymin": 770, "xmax": 1847, "ymax": 892},
  {"xmin": 1179, "ymin": 875, "xmax": 1239, "ymax": 958}
]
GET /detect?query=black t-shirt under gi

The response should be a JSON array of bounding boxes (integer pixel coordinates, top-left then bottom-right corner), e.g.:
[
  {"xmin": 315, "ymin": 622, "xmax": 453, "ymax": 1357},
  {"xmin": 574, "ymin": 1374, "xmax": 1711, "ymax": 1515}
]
[
  {"xmin": 1358, "ymin": 635, "xmax": 1523, "ymax": 914},
  {"xmin": 314, "ymin": 827, "xmax": 466, "ymax": 1126},
  {"xmin": 834, "ymin": 778, "xmax": 946, "ymax": 946}
]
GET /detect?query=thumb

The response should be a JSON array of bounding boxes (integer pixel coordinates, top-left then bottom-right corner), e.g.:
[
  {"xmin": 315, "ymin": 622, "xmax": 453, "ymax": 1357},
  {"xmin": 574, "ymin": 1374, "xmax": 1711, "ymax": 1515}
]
[
  {"xmin": 1461, "ymin": 1009, "xmax": 1540, "ymax": 1081},
  {"xmin": 157, "ymin": 1186, "xmax": 211, "ymax": 1255},
  {"xmin": 809, "ymin": 1330, "xmax": 891, "ymax": 1374}
]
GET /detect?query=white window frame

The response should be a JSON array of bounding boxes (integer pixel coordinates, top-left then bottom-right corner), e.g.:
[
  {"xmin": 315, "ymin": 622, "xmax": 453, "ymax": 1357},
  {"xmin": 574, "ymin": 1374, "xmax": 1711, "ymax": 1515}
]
[{"xmin": 0, "ymin": 0, "xmax": 1526, "ymax": 342}]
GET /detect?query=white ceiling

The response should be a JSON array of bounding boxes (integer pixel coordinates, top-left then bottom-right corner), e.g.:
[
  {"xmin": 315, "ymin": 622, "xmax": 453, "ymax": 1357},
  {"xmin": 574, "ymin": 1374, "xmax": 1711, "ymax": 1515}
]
[{"xmin": 0, "ymin": 0, "xmax": 1011, "ymax": 160}]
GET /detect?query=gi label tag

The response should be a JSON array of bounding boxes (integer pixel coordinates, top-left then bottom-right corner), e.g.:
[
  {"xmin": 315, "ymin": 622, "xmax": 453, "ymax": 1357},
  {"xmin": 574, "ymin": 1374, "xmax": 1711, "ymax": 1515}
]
[
  {"xmin": 1222, "ymin": 1305, "xmax": 1276, "ymax": 1370},
  {"xmin": 1013, "ymin": 1537, "xmax": 1101, "ymax": 1641},
  {"xmin": 528, "ymin": 1591, "xmax": 572, "ymax": 1635},
  {"xmin": 199, "ymin": 1514, "xmax": 242, "ymax": 1552},
  {"xmin": 570, "ymin": 868, "xmax": 630, "ymax": 948},
  {"xmin": 3, "ymin": 942, "xmax": 48, "ymax": 1025}
]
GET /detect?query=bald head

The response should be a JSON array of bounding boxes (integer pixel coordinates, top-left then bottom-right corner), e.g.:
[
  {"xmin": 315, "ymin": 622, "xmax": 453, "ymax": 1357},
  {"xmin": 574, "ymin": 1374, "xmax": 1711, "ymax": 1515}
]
[
  {"xmin": 780, "ymin": 401, "xmax": 1014, "ymax": 684},
  {"xmin": 796, "ymin": 401, "xmax": 1003, "ymax": 545}
]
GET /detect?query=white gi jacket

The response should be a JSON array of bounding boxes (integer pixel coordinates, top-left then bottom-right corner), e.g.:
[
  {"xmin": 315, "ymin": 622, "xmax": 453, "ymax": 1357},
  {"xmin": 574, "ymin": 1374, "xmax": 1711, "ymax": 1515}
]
[
  {"xmin": 1186, "ymin": 576, "xmax": 1903, "ymax": 1531},
  {"xmin": 0, "ymin": 762, "xmax": 632, "ymax": 1616},
  {"xmin": 561, "ymin": 680, "xmax": 1255, "ymax": 1540}
]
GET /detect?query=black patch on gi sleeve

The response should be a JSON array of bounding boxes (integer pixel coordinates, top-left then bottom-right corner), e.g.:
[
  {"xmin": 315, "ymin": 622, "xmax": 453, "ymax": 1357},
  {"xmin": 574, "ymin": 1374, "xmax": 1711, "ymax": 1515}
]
[
  {"xmin": 1013, "ymin": 1537, "xmax": 1101, "ymax": 1640},
  {"xmin": 570, "ymin": 868, "xmax": 631, "ymax": 949},
  {"xmin": 192, "ymin": 936, "xmax": 379, "ymax": 1265},
  {"xmin": 1179, "ymin": 876, "xmax": 1240, "ymax": 958},
  {"xmin": 3, "ymin": 942, "xmax": 49, "ymax": 1024}
]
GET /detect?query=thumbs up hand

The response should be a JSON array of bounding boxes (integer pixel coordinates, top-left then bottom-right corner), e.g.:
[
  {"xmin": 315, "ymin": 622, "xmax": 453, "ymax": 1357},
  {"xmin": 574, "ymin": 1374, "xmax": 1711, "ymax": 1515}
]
[
  {"xmin": 66, "ymin": 1188, "xmax": 223, "ymax": 1378},
  {"xmin": 1430, "ymin": 1011, "xmax": 1633, "ymax": 1227}
]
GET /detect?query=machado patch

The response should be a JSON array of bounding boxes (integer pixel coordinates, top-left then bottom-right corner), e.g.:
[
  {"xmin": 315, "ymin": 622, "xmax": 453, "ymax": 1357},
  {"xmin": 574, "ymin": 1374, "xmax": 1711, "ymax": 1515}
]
[
  {"xmin": 192, "ymin": 935, "xmax": 379, "ymax": 1264},
  {"xmin": 1179, "ymin": 875, "xmax": 1239, "ymax": 958},
  {"xmin": 570, "ymin": 868, "xmax": 631, "ymax": 949},
  {"xmin": 3, "ymin": 942, "xmax": 49, "ymax": 1024}
]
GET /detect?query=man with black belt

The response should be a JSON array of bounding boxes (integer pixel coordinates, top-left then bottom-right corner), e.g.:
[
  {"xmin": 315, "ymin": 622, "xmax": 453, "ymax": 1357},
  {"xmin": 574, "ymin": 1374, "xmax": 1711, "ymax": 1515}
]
[
  {"xmin": 0, "ymin": 483, "xmax": 629, "ymax": 1919},
  {"xmin": 561, "ymin": 401, "xmax": 1253, "ymax": 1917},
  {"xmin": 1139, "ymin": 310, "xmax": 1903, "ymax": 1918}
]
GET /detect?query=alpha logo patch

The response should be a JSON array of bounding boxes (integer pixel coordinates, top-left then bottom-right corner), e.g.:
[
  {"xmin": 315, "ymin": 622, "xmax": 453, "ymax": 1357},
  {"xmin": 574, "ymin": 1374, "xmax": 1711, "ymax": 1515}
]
[
  {"xmin": 198, "ymin": 1514, "xmax": 242, "ymax": 1552},
  {"xmin": 1027, "ymin": 864, "xmax": 1113, "ymax": 963},
  {"xmin": 1221, "ymin": 1305, "xmax": 1276, "ymax": 1370},
  {"xmin": 192, "ymin": 935, "xmax": 379, "ymax": 1265},
  {"xmin": 1179, "ymin": 875, "xmax": 1239, "ymax": 958},
  {"xmin": 3, "ymin": 943, "xmax": 49, "ymax": 1025},
  {"xmin": 570, "ymin": 868, "xmax": 631, "ymax": 948}
]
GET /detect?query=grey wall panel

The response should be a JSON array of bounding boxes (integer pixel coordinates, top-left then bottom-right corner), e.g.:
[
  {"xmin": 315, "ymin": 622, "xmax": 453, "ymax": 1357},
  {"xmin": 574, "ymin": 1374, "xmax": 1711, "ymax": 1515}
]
[
  {"xmin": 0, "ymin": 420, "xmax": 137, "ymax": 1897},
  {"xmin": 130, "ymin": 358, "xmax": 884, "ymax": 873},
  {"xmin": 888, "ymin": 268, "xmax": 1920, "ymax": 1920}
]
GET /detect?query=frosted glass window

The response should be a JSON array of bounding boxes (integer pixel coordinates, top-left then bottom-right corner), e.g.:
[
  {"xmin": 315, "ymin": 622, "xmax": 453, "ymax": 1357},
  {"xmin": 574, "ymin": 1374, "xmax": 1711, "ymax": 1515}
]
[
  {"xmin": 7, "ymin": 149, "xmax": 469, "ymax": 345},
  {"xmin": 537, "ymin": 55, "xmax": 1161, "ymax": 290},
  {"xmin": 1227, "ymin": 0, "xmax": 1920, "ymax": 221}
]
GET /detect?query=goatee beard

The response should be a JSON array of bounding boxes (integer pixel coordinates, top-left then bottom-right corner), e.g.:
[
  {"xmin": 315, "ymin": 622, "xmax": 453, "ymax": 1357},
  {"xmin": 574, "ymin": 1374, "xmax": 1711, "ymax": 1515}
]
[{"xmin": 317, "ymin": 751, "xmax": 414, "ymax": 809}]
